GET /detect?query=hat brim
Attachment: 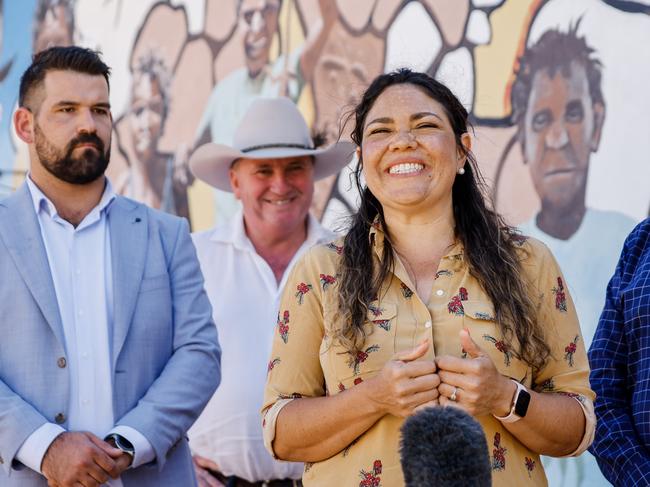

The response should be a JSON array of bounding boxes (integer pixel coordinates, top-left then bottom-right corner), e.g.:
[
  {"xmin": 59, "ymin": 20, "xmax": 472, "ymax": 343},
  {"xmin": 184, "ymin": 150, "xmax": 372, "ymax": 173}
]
[{"xmin": 190, "ymin": 140, "xmax": 356, "ymax": 192}]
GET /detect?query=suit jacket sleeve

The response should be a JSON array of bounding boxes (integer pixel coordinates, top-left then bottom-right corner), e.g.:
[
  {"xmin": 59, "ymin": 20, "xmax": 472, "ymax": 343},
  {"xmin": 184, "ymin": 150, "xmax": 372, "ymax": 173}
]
[{"xmin": 114, "ymin": 217, "xmax": 221, "ymax": 471}]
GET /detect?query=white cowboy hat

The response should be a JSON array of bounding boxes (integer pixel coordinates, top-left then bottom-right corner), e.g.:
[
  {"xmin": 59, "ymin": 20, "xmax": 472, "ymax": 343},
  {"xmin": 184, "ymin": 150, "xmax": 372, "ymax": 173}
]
[{"xmin": 190, "ymin": 97, "xmax": 355, "ymax": 192}]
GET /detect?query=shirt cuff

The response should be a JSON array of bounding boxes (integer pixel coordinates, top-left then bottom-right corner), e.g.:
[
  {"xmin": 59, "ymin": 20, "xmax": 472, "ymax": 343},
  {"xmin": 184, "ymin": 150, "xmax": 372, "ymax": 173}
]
[
  {"xmin": 262, "ymin": 399, "xmax": 294, "ymax": 459},
  {"xmin": 560, "ymin": 394, "xmax": 596, "ymax": 457},
  {"xmin": 110, "ymin": 425, "xmax": 155, "ymax": 468},
  {"xmin": 15, "ymin": 423, "xmax": 65, "ymax": 474}
]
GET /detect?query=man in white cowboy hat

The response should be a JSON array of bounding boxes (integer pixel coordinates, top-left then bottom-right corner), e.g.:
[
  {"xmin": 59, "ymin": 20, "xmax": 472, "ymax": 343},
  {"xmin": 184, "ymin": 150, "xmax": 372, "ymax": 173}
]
[{"xmin": 187, "ymin": 97, "xmax": 353, "ymax": 487}]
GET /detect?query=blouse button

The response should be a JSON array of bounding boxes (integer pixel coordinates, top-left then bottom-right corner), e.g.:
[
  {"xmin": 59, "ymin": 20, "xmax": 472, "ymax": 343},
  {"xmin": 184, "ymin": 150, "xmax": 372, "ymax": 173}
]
[
  {"xmin": 57, "ymin": 357, "xmax": 67, "ymax": 368},
  {"xmin": 55, "ymin": 413, "xmax": 66, "ymax": 424},
  {"xmin": 424, "ymin": 321, "xmax": 432, "ymax": 328},
  {"xmin": 435, "ymin": 289, "xmax": 444, "ymax": 296}
]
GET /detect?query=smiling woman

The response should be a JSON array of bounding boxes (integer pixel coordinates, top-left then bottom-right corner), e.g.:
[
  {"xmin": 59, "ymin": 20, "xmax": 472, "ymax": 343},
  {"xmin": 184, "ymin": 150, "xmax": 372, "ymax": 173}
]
[{"xmin": 262, "ymin": 69, "xmax": 596, "ymax": 486}]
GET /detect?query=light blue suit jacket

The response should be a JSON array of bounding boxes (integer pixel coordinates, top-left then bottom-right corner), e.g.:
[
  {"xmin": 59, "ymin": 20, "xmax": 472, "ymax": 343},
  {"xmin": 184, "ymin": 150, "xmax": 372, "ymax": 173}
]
[{"xmin": 0, "ymin": 184, "xmax": 221, "ymax": 486}]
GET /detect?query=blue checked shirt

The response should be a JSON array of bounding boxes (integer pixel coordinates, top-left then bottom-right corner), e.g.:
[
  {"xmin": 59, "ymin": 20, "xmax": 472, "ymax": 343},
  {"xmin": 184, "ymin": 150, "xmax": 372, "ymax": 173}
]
[{"xmin": 589, "ymin": 218, "xmax": 650, "ymax": 485}]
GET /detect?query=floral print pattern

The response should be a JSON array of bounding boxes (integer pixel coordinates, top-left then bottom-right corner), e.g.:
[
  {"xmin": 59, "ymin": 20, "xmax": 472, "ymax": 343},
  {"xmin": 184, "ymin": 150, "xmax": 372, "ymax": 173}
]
[
  {"xmin": 524, "ymin": 456, "xmax": 535, "ymax": 477},
  {"xmin": 359, "ymin": 460, "xmax": 382, "ymax": 487},
  {"xmin": 277, "ymin": 310, "xmax": 290, "ymax": 343},
  {"xmin": 448, "ymin": 287, "xmax": 468, "ymax": 315},
  {"xmin": 326, "ymin": 242, "xmax": 343, "ymax": 255},
  {"xmin": 483, "ymin": 334, "xmax": 512, "ymax": 366},
  {"xmin": 552, "ymin": 277, "xmax": 568, "ymax": 312},
  {"xmin": 368, "ymin": 303, "xmax": 384, "ymax": 318},
  {"xmin": 510, "ymin": 233, "xmax": 529, "ymax": 246},
  {"xmin": 564, "ymin": 335, "xmax": 580, "ymax": 366},
  {"xmin": 492, "ymin": 432, "xmax": 507, "ymax": 471},
  {"xmin": 400, "ymin": 283, "xmax": 414, "ymax": 299},
  {"xmin": 373, "ymin": 319, "xmax": 391, "ymax": 331},
  {"xmin": 320, "ymin": 273, "xmax": 336, "ymax": 291},
  {"xmin": 348, "ymin": 345, "xmax": 380, "ymax": 375},
  {"xmin": 295, "ymin": 282, "xmax": 313, "ymax": 305},
  {"xmin": 267, "ymin": 357, "xmax": 280, "ymax": 374}
]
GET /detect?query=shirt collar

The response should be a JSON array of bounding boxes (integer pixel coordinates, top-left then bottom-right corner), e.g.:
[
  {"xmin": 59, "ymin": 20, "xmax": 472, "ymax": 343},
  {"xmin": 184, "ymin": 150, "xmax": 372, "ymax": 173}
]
[
  {"xmin": 26, "ymin": 174, "xmax": 116, "ymax": 221},
  {"xmin": 369, "ymin": 214, "xmax": 464, "ymax": 261},
  {"xmin": 210, "ymin": 208, "xmax": 333, "ymax": 252}
]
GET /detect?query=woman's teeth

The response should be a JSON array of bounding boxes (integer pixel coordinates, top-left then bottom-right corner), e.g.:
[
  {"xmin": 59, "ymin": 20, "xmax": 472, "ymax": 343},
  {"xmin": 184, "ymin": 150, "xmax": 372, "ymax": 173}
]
[{"xmin": 388, "ymin": 163, "xmax": 424, "ymax": 175}]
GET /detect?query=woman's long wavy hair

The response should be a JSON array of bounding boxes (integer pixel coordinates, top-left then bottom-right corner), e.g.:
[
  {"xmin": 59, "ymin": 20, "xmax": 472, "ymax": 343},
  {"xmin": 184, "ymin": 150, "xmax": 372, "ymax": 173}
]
[{"xmin": 334, "ymin": 68, "xmax": 550, "ymax": 370}]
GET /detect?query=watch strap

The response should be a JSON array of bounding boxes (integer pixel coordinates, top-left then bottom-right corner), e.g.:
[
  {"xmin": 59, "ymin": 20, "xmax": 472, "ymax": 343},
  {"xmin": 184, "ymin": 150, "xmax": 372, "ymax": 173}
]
[
  {"xmin": 493, "ymin": 380, "xmax": 529, "ymax": 423},
  {"xmin": 105, "ymin": 433, "xmax": 135, "ymax": 458}
]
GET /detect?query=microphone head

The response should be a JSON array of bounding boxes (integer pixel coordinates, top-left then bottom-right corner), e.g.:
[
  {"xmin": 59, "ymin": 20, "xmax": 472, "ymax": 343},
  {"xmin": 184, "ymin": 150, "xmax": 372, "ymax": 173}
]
[{"xmin": 400, "ymin": 406, "xmax": 491, "ymax": 487}]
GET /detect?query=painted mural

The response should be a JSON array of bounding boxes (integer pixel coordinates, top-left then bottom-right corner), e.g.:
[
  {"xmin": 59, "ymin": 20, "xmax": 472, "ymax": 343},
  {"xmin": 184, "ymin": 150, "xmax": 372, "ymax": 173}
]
[{"xmin": 2, "ymin": 1, "xmax": 650, "ymax": 485}]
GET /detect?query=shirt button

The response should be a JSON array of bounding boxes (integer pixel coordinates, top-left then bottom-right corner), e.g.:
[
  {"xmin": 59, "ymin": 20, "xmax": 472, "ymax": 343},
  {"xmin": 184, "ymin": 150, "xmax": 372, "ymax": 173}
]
[
  {"xmin": 435, "ymin": 289, "xmax": 444, "ymax": 296},
  {"xmin": 75, "ymin": 269, "xmax": 81, "ymax": 275},
  {"xmin": 78, "ymin": 309, "xmax": 83, "ymax": 316},
  {"xmin": 424, "ymin": 321, "xmax": 432, "ymax": 328},
  {"xmin": 82, "ymin": 352, "xmax": 89, "ymax": 359},
  {"xmin": 55, "ymin": 413, "xmax": 66, "ymax": 424},
  {"xmin": 57, "ymin": 357, "xmax": 67, "ymax": 368},
  {"xmin": 82, "ymin": 399, "xmax": 89, "ymax": 405}
]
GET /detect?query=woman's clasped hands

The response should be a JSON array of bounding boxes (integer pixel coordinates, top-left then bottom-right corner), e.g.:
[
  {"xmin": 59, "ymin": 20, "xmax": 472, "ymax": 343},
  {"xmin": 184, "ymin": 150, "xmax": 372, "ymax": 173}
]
[{"xmin": 365, "ymin": 329, "xmax": 517, "ymax": 419}]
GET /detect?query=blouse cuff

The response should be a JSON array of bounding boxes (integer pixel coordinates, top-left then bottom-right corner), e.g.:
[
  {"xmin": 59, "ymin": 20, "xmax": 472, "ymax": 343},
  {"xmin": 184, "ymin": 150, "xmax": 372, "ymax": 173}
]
[
  {"xmin": 560, "ymin": 394, "xmax": 595, "ymax": 457},
  {"xmin": 262, "ymin": 399, "xmax": 294, "ymax": 459}
]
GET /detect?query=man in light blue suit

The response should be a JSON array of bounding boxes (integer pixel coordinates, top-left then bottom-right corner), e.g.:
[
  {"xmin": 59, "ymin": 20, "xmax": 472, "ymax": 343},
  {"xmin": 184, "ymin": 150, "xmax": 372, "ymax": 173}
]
[{"xmin": 0, "ymin": 46, "xmax": 221, "ymax": 486}]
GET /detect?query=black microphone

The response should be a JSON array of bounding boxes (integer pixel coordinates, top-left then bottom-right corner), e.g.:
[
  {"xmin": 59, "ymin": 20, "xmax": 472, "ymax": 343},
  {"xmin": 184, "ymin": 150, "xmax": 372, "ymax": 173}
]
[{"xmin": 400, "ymin": 406, "xmax": 491, "ymax": 486}]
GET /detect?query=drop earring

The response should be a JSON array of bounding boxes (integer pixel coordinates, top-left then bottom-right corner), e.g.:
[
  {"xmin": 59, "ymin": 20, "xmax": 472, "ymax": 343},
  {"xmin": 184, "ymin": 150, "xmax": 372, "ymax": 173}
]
[{"xmin": 457, "ymin": 166, "xmax": 465, "ymax": 175}]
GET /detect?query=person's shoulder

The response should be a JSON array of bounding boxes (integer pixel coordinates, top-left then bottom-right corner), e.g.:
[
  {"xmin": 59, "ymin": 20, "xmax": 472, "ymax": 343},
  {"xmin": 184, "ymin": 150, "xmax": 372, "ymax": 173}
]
[
  {"xmin": 622, "ymin": 217, "xmax": 650, "ymax": 256},
  {"xmin": 507, "ymin": 232, "xmax": 554, "ymax": 271},
  {"xmin": 299, "ymin": 237, "xmax": 345, "ymax": 270}
]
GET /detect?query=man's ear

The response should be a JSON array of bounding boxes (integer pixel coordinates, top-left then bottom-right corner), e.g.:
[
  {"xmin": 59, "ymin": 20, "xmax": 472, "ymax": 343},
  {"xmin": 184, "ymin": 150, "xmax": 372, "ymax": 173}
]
[
  {"xmin": 590, "ymin": 101, "xmax": 606, "ymax": 152},
  {"xmin": 229, "ymin": 167, "xmax": 241, "ymax": 199},
  {"xmin": 13, "ymin": 107, "xmax": 35, "ymax": 144}
]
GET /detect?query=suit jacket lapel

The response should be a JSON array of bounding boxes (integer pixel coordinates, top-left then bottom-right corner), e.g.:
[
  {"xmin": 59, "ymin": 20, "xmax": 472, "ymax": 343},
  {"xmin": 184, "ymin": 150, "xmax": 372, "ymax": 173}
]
[
  {"xmin": 0, "ymin": 184, "xmax": 65, "ymax": 346},
  {"xmin": 109, "ymin": 197, "xmax": 147, "ymax": 365}
]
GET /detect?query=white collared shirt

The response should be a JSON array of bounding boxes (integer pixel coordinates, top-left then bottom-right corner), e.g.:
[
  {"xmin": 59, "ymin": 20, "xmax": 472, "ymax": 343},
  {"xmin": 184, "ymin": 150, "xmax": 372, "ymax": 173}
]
[
  {"xmin": 16, "ymin": 177, "xmax": 153, "ymax": 485},
  {"xmin": 188, "ymin": 210, "xmax": 333, "ymax": 482}
]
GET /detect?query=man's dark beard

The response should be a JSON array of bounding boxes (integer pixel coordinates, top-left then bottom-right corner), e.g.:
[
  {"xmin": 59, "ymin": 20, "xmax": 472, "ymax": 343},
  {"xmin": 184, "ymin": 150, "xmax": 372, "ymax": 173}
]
[{"xmin": 34, "ymin": 124, "xmax": 110, "ymax": 185}]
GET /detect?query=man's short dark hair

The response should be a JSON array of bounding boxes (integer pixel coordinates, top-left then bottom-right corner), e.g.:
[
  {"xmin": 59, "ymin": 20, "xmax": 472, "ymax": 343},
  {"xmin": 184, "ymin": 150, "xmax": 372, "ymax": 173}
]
[
  {"xmin": 511, "ymin": 19, "xmax": 604, "ymax": 125},
  {"xmin": 19, "ymin": 45, "xmax": 110, "ymax": 109}
]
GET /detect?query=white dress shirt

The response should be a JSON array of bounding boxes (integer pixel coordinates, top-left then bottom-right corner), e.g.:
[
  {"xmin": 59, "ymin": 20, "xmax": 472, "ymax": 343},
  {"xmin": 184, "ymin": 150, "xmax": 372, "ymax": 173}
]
[
  {"xmin": 188, "ymin": 210, "xmax": 333, "ymax": 482},
  {"xmin": 16, "ymin": 177, "xmax": 154, "ymax": 485}
]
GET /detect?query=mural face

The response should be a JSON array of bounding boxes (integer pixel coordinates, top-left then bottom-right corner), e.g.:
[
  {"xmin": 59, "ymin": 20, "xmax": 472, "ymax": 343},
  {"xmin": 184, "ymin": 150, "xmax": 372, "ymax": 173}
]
[
  {"xmin": 239, "ymin": 0, "xmax": 281, "ymax": 76},
  {"xmin": 129, "ymin": 73, "xmax": 165, "ymax": 162},
  {"xmin": 312, "ymin": 23, "xmax": 384, "ymax": 145},
  {"xmin": 523, "ymin": 63, "xmax": 603, "ymax": 217},
  {"xmin": 33, "ymin": 4, "xmax": 73, "ymax": 53}
]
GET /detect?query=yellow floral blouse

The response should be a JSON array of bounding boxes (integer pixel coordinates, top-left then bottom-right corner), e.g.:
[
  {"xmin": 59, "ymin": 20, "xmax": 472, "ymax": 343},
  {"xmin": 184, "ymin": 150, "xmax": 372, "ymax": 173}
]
[{"xmin": 262, "ymin": 224, "xmax": 595, "ymax": 486}]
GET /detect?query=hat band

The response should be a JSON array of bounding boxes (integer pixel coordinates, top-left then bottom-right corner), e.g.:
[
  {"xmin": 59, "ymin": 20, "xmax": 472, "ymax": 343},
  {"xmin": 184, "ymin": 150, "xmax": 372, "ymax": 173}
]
[{"xmin": 241, "ymin": 142, "xmax": 314, "ymax": 153}]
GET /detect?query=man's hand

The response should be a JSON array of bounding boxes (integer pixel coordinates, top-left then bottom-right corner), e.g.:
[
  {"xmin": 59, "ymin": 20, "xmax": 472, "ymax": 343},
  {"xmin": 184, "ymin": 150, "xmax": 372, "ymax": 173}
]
[
  {"xmin": 41, "ymin": 432, "xmax": 123, "ymax": 487},
  {"xmin": 104, "ymin": 435, "xmax": 134, "ymax": 477},
  {"xmin": 193, "ymin": 455, "xmax": 224, "ymax": 487}
]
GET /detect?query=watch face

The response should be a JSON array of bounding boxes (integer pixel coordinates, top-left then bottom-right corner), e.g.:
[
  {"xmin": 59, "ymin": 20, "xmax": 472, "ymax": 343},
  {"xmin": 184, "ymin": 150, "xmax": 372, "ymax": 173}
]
[{"xmin": 514, "ymin": 389, "xmax": 531, "ymax": 418}]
